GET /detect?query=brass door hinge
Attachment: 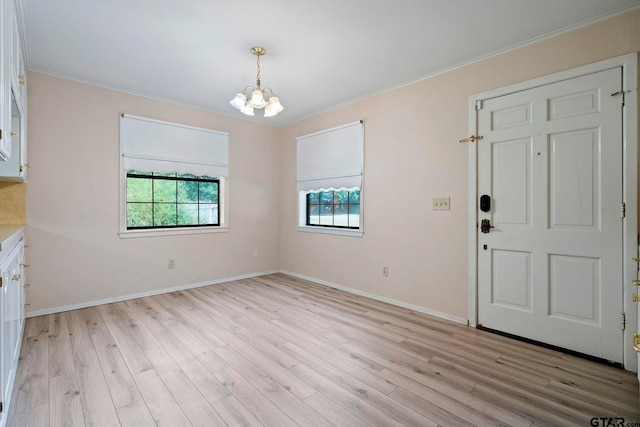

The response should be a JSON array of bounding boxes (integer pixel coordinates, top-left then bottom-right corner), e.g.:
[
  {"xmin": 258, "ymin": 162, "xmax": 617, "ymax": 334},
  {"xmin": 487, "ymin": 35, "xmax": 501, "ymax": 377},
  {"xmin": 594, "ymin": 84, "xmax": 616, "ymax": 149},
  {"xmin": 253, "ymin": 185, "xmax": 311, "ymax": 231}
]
[{"xmin": 611, "ymin": 90, "xmax": 626, "ymax": 107}]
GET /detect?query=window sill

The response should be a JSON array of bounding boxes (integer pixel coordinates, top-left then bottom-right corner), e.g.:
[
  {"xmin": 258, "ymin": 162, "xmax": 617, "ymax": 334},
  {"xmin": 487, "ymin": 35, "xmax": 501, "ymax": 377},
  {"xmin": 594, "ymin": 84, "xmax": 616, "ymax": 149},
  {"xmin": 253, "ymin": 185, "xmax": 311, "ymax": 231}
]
[
  {"xmin": 297, "ymin": 226, "xmax": 363, "ymax": 238},
  {"xmin": 119, "ymin": 226, "xmax": 229, "ymax": 239}
]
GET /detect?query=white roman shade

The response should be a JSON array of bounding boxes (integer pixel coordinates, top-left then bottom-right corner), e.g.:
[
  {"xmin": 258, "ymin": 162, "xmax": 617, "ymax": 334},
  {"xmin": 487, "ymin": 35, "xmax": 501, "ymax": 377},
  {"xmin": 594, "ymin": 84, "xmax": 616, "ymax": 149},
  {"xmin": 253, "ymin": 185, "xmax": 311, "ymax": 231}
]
[
  {"xmin": 120, "ymin": 114, "xmax": 229, "ymax": 177},
  {"xmin": 296, "ymin": 120, "xmax": 364, "ymax": 191}
]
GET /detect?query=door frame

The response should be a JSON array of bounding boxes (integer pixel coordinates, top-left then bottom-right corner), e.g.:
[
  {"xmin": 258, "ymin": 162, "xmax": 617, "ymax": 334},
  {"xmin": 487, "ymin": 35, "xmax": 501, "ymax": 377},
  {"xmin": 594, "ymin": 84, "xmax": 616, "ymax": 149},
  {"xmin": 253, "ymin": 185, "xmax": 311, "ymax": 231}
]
[{"xmin": 467, "ymin": 53, "xmax": 638, "ymax": 371}]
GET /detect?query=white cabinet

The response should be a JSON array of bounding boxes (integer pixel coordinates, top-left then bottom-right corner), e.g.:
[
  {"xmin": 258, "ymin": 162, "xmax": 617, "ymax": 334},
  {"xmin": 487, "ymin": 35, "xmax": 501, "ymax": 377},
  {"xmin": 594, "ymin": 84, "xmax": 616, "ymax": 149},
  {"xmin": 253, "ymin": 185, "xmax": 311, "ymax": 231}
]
[
  {"xmin": 0, "ymin": 0, "xmax": 27, "ymax": 176},
  {"xmin": 0, "ymin": 228, "xmax": 24, "ymax": 426}
]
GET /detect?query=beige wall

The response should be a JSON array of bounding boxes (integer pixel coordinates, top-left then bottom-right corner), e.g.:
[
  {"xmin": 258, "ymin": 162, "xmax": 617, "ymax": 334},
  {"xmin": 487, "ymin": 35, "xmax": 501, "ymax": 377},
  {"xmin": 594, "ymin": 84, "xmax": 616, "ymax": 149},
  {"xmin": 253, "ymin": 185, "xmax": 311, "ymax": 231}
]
[
  {"xmin": 24, "ymin": 9, "xmax": 640, "ymax": 317},
  {"xmin": 26, "ymin": 72, "xmax": 281, "ymax": 312},
  {"xmin": 279, "ymin": 9, "xmax": 640, "ymax": 320}
]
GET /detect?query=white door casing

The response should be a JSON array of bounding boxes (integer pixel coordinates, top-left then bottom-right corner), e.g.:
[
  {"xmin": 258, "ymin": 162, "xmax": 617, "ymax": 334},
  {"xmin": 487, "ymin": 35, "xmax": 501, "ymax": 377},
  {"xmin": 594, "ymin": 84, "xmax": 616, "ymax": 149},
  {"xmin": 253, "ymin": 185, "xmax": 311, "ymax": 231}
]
[{"xmin": 467, "ymin": 53, "xmax": 638, "ymax": 371}]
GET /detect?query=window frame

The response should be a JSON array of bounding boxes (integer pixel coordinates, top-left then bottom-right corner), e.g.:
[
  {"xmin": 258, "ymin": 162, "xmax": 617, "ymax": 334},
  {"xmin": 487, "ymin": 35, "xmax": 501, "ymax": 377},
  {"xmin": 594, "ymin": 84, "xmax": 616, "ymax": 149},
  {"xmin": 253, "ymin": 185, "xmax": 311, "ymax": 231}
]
[
  {"xmin": 304, "ymin": 188, "xmax": 361, "ymax": 230},
  {"xmin": 125, "ymin": 172, "xmax": 221, "ymax": 230}
]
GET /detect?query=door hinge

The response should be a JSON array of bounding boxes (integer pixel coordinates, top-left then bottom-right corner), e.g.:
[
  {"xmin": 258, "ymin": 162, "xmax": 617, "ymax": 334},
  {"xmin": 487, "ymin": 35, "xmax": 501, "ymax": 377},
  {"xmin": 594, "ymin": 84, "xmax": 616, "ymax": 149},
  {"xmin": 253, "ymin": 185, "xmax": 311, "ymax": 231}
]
[
  {"xmin": 621, "ymin": 312, "xmax": 626, "ymax": 330},
  {"xmin": 611, "ymin": 90, "xmax": 626, "ymax": 107},
  {"xmin": 621, "ymin": 202, "xmax": 626, "ymax": 218},
  {"xmin": 0, "ymin": 277, "xmax": 3, "ymax": 288},
  {"xmin": 475, "ymin": 100, "xmax": 483, "ymax": 111},
  {"xmin": 0, "ymin": 400, "xmax": 3, "ymax": 413}
]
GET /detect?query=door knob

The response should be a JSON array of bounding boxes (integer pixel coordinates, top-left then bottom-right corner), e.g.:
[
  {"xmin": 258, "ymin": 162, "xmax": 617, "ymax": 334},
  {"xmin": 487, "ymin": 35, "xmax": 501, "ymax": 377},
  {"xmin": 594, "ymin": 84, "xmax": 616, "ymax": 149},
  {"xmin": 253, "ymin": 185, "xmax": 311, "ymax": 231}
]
[
  {"xmin": 633, "ymin": 280, "xmax": 640, "ymax": 286},
  {"xmin": 480, "ymin": 219, "xmax": 495, "ymax": 234}
]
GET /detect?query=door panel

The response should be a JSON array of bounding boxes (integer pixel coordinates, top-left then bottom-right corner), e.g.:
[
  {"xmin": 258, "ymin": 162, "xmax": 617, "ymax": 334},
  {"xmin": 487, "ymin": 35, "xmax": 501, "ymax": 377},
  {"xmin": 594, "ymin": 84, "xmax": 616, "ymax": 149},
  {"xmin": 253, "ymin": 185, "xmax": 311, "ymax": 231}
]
[
  {"xmin": 493, "ymin": 139, "xmax": 531, "ymax": 226},
  {"xmin": 549, "ymin": 129, "xmax": 598, "ymax": 229},
  {"xmin": 478, "ymin": 67, "xmax": 623, "ymax": 363}
]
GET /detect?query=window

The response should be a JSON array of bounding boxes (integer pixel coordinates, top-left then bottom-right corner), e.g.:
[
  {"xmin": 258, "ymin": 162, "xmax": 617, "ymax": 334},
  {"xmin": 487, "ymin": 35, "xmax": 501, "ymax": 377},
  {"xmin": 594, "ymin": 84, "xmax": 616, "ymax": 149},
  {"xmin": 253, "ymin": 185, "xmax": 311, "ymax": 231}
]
[
  {"xmin": 119, "ymin": 114, "xmax": 229, "ymax": 237},
  {"xmin": 126, "ymin": 172, "xmax": 219, "ymax": 229},
  {"xmin": 306, "ymin": 189, "xmax": 360, "ymax": 228},
  {"xmin": 296, "ymin": 121, "xmax": 364, "ymax": 236}
]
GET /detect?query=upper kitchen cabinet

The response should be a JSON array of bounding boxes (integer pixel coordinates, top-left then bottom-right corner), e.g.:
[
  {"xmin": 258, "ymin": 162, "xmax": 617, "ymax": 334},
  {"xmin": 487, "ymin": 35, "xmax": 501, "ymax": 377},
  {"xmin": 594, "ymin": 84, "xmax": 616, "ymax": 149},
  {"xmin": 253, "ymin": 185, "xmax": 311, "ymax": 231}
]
[{"xmin": 0, "ymin": 0, "xmax": 27, "ymax": 180}]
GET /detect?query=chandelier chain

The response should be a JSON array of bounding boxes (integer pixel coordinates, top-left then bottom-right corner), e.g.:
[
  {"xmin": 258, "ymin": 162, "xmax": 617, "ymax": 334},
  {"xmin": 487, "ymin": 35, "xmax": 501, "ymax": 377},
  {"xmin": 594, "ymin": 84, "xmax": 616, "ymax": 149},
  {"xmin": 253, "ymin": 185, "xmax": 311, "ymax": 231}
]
[{"xmin": 255, "ymin": 55, "xmax": 261, "ymax": 87}]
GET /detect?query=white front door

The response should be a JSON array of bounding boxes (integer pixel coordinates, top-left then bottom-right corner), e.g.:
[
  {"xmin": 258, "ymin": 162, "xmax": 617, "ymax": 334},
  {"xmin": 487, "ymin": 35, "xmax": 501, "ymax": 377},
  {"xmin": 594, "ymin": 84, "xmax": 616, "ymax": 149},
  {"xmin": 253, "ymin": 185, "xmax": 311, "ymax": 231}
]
[{"xmin": 477, "ymin": 67, "xmax": 624, "ymax": 363}]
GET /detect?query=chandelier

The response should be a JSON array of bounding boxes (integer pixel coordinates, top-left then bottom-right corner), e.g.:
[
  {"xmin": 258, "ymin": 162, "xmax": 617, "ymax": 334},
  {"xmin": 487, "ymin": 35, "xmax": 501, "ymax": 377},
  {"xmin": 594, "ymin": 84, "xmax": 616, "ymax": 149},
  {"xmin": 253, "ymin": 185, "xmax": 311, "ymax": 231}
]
[{"xmin": 230, "ymin": 46, "xmax": 284, "ymax": 117}]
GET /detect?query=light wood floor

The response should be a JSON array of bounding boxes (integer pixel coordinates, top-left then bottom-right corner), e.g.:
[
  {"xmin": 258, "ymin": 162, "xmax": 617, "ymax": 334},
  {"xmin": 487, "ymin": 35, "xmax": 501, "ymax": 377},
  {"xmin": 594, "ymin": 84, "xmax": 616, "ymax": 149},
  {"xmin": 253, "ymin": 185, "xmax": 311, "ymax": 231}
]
[{"xmin": 7, "ymin": 273, "xmax": 640, "ymax": 426}]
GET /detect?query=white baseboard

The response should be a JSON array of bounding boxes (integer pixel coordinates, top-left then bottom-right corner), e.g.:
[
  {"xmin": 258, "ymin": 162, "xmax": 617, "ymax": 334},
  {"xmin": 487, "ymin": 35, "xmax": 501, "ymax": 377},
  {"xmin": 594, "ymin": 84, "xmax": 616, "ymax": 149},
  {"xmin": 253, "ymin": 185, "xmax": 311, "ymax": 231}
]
[
  {"xmin": 25, "ymin": 269, "xmax": 280, "ymax": 318},
  {"xmin": 280, "ymin": 270, "xmax": 468, "ymax": 325}
]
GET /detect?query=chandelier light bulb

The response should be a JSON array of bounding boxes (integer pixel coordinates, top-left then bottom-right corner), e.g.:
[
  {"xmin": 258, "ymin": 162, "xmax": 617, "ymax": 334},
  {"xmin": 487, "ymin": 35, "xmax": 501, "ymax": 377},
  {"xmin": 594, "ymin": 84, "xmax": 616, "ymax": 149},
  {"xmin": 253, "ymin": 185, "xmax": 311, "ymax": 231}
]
[{"xmin": 249, "ymin": 89, "xmax": 266, "ymax": 109}]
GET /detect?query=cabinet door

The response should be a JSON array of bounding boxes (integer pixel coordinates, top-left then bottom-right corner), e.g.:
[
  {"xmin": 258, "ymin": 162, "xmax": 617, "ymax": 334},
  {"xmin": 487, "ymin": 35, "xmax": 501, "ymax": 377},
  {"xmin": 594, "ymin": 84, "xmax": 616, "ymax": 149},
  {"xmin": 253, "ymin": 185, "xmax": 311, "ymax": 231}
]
[
  {"xmin": 10, "ymin": 6, "xmax": 25, "ymax": 106},
  {"xmin": 0, "ymin": 87, "xmax": 25, "ymax": 181},
  {"xmin": 0, "ymin": 254, "xmax": 10, "ymax": 422},
  {"xmin": 0, "ymin": 0, "xmax": 13, "ymax": 161}
]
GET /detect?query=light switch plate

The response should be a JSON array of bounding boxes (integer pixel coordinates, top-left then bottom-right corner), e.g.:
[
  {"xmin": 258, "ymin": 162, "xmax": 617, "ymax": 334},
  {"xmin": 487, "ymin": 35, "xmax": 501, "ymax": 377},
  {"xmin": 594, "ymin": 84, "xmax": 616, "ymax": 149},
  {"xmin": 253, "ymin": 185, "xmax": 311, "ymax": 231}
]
[{"xmin": 433, "ymin": 197, "xmax": 450, "ymax": 210}]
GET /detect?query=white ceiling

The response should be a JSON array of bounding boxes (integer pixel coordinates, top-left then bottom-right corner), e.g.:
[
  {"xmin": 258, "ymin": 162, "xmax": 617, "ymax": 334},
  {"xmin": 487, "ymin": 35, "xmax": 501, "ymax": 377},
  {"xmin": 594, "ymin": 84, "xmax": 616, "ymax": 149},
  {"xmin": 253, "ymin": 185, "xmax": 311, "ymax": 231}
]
[{"xmin": 23, "ymin": 0, "xmax": 640, "ymax": 126}]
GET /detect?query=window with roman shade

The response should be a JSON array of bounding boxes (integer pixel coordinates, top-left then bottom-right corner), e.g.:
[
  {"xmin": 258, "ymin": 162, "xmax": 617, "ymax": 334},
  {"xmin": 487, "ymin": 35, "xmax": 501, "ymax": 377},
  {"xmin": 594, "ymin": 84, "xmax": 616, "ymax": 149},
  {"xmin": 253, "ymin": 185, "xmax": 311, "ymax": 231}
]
[
  {"xmin": 119, "ymin": 114, "xmax": 230, "ymax": 237},
  {"xmin": 296, "ymin": 120, "xmax": 364, "ymax": 235}
]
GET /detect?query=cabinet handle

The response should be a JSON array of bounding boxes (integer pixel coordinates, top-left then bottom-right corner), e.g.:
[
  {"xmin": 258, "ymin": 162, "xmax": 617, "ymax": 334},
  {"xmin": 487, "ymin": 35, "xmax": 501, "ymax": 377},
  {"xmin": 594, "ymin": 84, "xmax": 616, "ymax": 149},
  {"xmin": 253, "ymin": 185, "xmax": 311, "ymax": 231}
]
[{"xmin": 11, "ymin": 274, "xmax": 20, "ymax": 281}]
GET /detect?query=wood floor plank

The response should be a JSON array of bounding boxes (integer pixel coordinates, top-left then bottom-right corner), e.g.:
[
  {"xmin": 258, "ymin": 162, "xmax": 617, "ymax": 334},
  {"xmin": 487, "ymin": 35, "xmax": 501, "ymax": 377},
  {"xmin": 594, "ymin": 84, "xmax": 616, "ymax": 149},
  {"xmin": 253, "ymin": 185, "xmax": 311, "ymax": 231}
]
[
  {"xmin": 144, "ymin": 346, "xmax": 227, "ymax": 427},
  {"xmin": 133, "ymin": 368, "xmax": 191, "ymax": 427},
  {"xmin": 9, "ymin": 274, "xmax": 640, "ymax": 426},
  {"xmin": 304, "ymin": 391, "xmax": 371, "ymax": 427},
  {"xmin": 49, "ymin": 373, "xmax": 84, "ymax": 427},
  {"xmin": 214, "ymin": 366, "xmax": 299, "ymax": 427},
  {"xmin": 82, "ymin": 307, "xmax": 152, "ymax": 376},
  {"xmin": 12, "ymin": 403, "xmax": 49, "ymax": 427},
  {"xmin": 289, "ymin": 362, "xmax": 412, "ymax": 427},
  {"xmin": 84, "ymin": 307, "xmax": 143, "ymax": 408},
  {"xmin": 115, "ymin": 400, "xmax": 156, "ymax": 427},
  {"xmin": 216, "ymin": 345, "xmax": 333, "ymax": 427},
  {"xmin": 283, "ymin": 344, "xmax": 439, "ymax": 427},
  {"xmin": 48, "ymin": 313, "xmax": 75, "ymax": 378},
  {"xmin": 73, "ymin": 349, "xmax": 119, "ymax": 427},
  {"xmin": 212, "ymin": 395, "xmax": 264, "ymax": 427},
  {"xmin": 379, "ymin": 367, "xmax": 531, "ymax": 426},
  {"xmin": 12, "ymin": 317, "xmax": 49, "ymax": 419},
  {"xmin": 67, "ymin": 310, "xmax": 94, "ymax": 356}
]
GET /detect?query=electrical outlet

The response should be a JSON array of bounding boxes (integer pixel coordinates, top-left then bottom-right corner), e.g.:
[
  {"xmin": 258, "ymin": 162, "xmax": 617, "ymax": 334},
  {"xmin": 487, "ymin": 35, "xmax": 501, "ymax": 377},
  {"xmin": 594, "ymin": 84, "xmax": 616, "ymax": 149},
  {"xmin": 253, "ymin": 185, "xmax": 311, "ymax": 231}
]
[
  {"xmin": 382, "ymin": 266, "xmax": 389, "ymax": 277},
  {"xmin": 433, "ymin": 197, "xmax": 450, "ymax": 210},
  {"xmin": 168, "ymin": 259, "xmax": 176, "ymax": 269}
]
